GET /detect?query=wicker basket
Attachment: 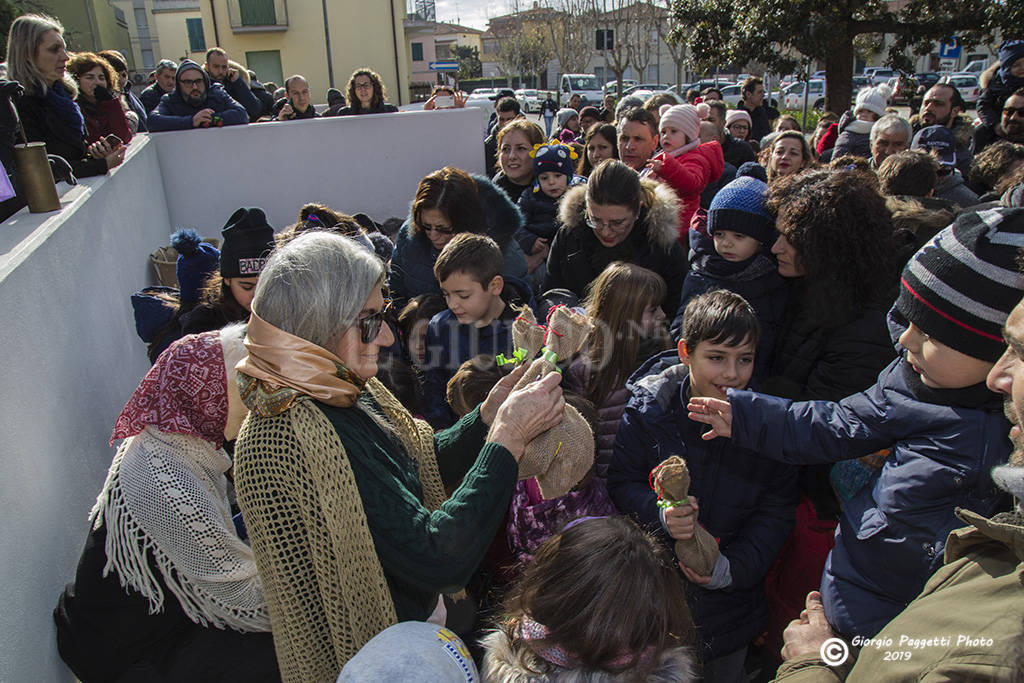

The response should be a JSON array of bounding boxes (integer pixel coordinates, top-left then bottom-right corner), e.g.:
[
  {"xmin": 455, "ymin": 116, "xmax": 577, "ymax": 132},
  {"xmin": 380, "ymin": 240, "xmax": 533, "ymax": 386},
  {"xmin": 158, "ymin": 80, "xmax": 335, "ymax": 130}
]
[
  {"xmin": 149, "ymin": 237, "xmax": 221, "ymax": 288},
  {"xmin": 150, "ymin": 246, "xmax": 178, "ymax": 287}
]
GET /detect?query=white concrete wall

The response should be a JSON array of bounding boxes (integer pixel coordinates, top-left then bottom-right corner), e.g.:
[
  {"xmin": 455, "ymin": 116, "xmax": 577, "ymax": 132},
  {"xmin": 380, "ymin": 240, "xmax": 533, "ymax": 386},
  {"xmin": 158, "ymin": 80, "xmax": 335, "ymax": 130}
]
[
  {"xmin": 0, "ymin": 137, "xmax": 172, "ymax": 683},
  {"xmin": 0, "ymin": 108, "xmax": 483, "ymax": 681},
  {"xmin": 149, "ymin": 107, "xmax": 485, "ymax": 231}
]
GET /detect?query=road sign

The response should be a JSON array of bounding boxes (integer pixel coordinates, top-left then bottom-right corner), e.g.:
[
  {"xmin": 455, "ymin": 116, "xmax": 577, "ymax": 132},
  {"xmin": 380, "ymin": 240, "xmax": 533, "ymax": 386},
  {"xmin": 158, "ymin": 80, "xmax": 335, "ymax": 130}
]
[
  {"xmin": 939, "ymin": 38, "xmax": 961, "ymax": 60},
  {"xmin": 429, "ymin": 61, "xmax": 458, "ymax": 72}
]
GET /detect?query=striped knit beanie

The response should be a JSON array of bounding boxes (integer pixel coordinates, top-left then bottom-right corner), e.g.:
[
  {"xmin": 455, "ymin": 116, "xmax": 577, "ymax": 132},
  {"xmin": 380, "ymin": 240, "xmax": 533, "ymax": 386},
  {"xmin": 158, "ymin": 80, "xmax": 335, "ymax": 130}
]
[
  {"xmin": 896, "ymin": 207, "xmax": 1024, "ymax": 361},
  {"xmin": 707, "ymin": 176, "xmax": 774, "ymax": 243}
]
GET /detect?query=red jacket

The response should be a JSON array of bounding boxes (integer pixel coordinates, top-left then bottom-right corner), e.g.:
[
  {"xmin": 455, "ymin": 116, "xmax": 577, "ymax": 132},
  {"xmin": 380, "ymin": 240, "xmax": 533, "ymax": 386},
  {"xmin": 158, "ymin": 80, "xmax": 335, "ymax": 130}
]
[
  {"xmin": 816, "ymin": 122, "xmax": 838, "ymax": 155},
  {"xmin": 651, "ymin": 141, "xmax": 724, "ymax": 242},
  {"xmin": 79, "ymin": 97, "xmax": 132, "ymax": 145}
]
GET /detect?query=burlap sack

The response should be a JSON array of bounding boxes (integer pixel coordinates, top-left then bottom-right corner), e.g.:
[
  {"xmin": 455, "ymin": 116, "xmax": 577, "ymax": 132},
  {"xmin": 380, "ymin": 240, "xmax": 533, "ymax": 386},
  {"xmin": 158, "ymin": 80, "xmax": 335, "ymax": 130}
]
[
  {"xmin": 510, "ymin": 307, "xmax": 547, "ymax": 363},
  {"xmin": 512, "ymin": 306, "xmax": 594, "ymax": 500},
  {"xmin": 652, "ymin": 455, "xmax": 720, "ymax": 577}
]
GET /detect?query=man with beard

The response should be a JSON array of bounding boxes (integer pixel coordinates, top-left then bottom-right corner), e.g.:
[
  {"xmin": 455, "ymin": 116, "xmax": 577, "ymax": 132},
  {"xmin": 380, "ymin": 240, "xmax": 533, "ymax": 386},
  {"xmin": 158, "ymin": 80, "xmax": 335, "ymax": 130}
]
[
  {"xmin": 974, "ymin": 88, "xmax": 1024, "ymax": 155},
  {"xmin": 766, "ymin": 214, "xmax": 1024, "ymax": 681},
  {"xmin": 203, "ymin": 47, "xmax": 263, "ymax": 121},
  {"xmin": 912, "ymin": 83, "xmax": 973, "ymax": 176},
  {"xmin": 148, "ymin": 60, "xmax": 248, "ymax": 132}
]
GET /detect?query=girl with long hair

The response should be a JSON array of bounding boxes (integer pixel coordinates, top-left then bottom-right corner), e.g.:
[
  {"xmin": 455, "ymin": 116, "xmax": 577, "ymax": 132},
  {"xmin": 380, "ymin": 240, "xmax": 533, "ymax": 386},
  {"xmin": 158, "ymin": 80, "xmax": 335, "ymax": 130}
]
[
  {"xmin": 482, "ymin": 516, "xmax": 697, "ymax": 681},
  {"xmin": 339, "ymin": 67, "xmax": 398, "ymax": 115},
  {"xmin": 564, "ymin": 262, "xmax": 671, "ymax": 477},
  {"xmin": 576, "ymin": 122, "xmax": 619, "ymax": 176}
]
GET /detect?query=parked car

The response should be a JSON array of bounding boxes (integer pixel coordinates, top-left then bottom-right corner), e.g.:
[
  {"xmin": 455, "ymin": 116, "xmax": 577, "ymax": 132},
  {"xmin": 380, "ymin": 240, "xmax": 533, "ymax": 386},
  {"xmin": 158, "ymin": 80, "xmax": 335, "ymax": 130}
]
[
  {"xmin": 783, "ymin": 80, "xmax": 826, "ymax": 110},
  {"xmin": 865, "ymin": 67, "xmax": 895, "ymax": 85},
  {"xmin": 470, "ymin": 87, "xmax": 496, "ymax": 97},
  {"xmin": 716, "ymin": 84, "xmax": 743, "ymax": 106},
  {"xmin": 603, "ymin": 79, "xmax": 637, "ymax": 96},
  {"xmin": 465, "ymin": 90, "xmax": 496, "ymax": 120},
  {"xmin": 671, "ymin": 79, "xmax": 732, "ymax": 97},
  {"xmin": 914, "ymin": 72, "xmax": 941, "ymax": 89},
  {"xmin": 886, "ymin": 73, "xmax": 917, "ymax": 104},
  {"xmin": 623, "ymin": 83, "xmax": 670, "ymax": 96},
  {"xmin": 962, "ymin": 58, "xmax": 992, "ymax": 74},
  {"xmin": 811, "ymin": 70, "xmax": 828, "ymax": 80},
  {"xmin": 942, "ymin": 73, "xmax": 981, "ymax": 106},
  {"xmin": 559, "ymin": 73, "xmax": 603, "ymax": 106},
  {"xmin": 515, "ymin": 88, "xmax": 542, "ymax": 113}
]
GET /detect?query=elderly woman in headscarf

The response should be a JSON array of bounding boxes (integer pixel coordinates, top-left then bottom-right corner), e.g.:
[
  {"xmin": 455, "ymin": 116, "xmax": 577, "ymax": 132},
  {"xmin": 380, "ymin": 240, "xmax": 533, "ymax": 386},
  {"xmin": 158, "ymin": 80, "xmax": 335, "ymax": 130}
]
[
  {"xmin": 55, "ymin": 325, "xmax": 280, "ymax": 682},
  {"xmin": 231, "ymin": 231, "xmax": 565, "ymax": 683}
]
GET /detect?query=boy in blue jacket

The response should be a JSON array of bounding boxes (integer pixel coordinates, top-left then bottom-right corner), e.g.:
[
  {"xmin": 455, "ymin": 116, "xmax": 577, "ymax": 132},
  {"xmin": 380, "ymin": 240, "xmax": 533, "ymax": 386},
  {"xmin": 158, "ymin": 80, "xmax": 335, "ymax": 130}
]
[
  {"xmin": 689, "ymin": 207, "xmax": 1024, "ymax": 641},
  {"xmin": 607, "ymin": 289, "xmax": 798, "ymax": 678},
  {"xmin": 423, "ymin": 232, "xmax": 535, "ymax": 428}
]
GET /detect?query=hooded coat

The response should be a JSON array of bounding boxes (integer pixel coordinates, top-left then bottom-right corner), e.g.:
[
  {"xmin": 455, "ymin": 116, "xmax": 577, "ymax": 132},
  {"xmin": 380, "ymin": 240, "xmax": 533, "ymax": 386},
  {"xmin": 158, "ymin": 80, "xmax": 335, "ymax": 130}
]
[
  {"xmin": 934, "ymin": 167, "xmax": 981, "ymax": 208},
  {"xmin": 607, "ymin": 351, "xmax": 798, "ymax": 659},
  {"xmin": 388, "ymin": 174, "xmax": 530, "ymax": 311},
  {"xmin": 543, "ymin": 180, "xmax": 686, "ymax": 315},
  {"xmin": 147, "ymin": 61, "xmax": 248, "ymax": 132}
]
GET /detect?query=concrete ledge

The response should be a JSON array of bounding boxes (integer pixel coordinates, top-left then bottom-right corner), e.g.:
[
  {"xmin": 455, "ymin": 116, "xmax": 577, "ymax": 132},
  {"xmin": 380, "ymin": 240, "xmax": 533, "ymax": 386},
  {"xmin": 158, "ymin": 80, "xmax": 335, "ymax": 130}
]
[
  {"xmin": 149, "ymin": 107, "xmax": 486, "ymax": 231},
  {"xmin": 0, "ymin": 107, "xmax": 484, "ymax": 681}
]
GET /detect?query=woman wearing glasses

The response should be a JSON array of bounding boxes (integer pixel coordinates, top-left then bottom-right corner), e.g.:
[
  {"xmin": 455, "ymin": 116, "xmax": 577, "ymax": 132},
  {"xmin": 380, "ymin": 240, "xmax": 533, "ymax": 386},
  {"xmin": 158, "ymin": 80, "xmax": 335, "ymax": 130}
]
[
  {"xmin": 231, "ymin": 231, "xmax": 564, "ymax": 682},
  {"xmin": 337, "ymin": 67, "xmax": 398, "ymax": 115},
  {"xmin": 389, "ymin": 165, "xmax": 528, "ymax": 311},
  {"xmin": 543, "ymin": 159, "xmax": 686, "ymax": 315}
]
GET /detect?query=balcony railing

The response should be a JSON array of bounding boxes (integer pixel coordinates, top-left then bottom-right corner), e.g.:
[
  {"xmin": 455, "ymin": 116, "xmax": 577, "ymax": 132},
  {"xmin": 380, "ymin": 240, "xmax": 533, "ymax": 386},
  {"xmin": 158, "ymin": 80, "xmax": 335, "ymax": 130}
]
[{"xmin": 227, "ymin": 0, "xmax": 288, "ymax": 31}]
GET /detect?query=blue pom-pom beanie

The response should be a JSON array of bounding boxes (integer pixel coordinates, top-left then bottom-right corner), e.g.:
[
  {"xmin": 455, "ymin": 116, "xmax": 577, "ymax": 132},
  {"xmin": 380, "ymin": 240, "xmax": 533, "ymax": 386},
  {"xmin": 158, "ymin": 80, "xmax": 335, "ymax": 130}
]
[
  {"xmin": 707, "ymin": 176, "xmax": 775, "ymax": 243},
  {"xmin": 171, "ymin": 228, "xmax": 219, "ymax": 303},
  {"xmin": 999, "ymin": 40, "xmax": 1024, "ymax": 89},
  {"xmin": 532, "ymin": 142, "xmax": 576, "ymax": 182}
]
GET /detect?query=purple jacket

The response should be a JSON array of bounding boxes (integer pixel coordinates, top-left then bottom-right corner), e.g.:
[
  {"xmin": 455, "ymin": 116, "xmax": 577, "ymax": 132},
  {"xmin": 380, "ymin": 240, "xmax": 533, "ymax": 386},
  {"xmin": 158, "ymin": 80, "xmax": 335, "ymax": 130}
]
[{"xmin": 564, "ymin": 355, "xmax": 630, "ymax": 478}]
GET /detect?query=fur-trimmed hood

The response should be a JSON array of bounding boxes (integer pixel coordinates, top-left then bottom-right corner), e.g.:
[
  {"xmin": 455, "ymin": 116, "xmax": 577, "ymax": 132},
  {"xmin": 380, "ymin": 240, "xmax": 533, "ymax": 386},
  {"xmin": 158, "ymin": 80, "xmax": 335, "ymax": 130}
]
[
  {"xmin": 886, "ymin": 195, "xmax": 958, "ymax": 237},
  {"xmin": 910, "ymin": 113, "xmax": 974, "ymax": 150},
  {"xmin": 556, "ymin": 178, "xmax": 681, "ymax": 252},
  {"xmin": 480, "ymin": 630, "xmax": 698, "ymax": 683}
]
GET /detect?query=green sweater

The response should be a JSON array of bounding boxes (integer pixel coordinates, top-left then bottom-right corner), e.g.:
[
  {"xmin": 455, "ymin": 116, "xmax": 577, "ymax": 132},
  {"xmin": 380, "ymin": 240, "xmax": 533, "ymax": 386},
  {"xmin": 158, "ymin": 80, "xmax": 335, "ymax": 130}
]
[{"xmin": 316, "ymin": 399, "xmax": 517, "ymax": 621}]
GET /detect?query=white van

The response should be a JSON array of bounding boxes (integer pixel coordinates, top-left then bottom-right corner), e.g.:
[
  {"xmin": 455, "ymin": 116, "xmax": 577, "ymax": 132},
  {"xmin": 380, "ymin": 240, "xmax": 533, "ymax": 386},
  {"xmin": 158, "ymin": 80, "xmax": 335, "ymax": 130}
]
[{"xmin": 559, "ymin": 74, "xmax": 603, "ymax": 106}]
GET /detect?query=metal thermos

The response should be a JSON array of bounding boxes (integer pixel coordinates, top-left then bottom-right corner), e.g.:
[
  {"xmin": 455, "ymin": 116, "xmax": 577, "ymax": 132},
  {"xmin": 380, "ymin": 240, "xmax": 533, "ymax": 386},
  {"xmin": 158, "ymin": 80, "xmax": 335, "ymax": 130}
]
[{"xmin": 14, "ymin": 142, "xmax": 60, "ymax": 213}]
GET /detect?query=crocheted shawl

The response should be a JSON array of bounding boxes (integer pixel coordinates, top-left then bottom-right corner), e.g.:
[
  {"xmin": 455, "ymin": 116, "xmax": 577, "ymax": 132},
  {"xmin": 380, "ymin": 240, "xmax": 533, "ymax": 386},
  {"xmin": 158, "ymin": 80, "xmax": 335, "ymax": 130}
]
[
  {"xmin": 233, "ymin": 375, "xmax": 447, "ymax": 683},
  {"xmin": 91, "ymin": 427, "xmax": 270, "ymax": 632}
]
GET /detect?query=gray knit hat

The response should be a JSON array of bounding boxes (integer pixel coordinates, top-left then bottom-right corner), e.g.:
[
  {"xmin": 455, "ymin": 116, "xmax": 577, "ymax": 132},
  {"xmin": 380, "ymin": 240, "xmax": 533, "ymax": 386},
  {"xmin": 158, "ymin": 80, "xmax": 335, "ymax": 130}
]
[{"xmin": 896, "ymin": 207, "xmax": 1024, "ymax": 362}]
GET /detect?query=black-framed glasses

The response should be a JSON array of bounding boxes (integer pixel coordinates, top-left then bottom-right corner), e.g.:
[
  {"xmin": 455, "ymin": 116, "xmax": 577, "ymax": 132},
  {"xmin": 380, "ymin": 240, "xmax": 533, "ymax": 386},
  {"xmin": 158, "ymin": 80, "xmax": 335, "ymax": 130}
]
[
  {"xmin": 357, "ymin": 298, "xmax": 393, "ymax": 343},
  {"xmin": 585, "ymin": 211, "xmax": 635, "ymax": 233},
  {"xmin": 180, "ymin": 77, "xmax": 204, "ymax": 88}
]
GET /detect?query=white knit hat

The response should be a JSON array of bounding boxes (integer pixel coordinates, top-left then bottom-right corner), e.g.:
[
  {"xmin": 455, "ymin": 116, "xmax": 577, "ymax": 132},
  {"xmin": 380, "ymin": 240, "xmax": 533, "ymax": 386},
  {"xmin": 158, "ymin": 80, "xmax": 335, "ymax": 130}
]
[
  {"xmin": 855, "ymin": 87, "xmax": 887, "ymax": 118},
  {"xmin": 726, "ymin": 109, "xmax": 752, "ymax": 128},
  {"xmin": 658, "ymin": 104, "xmax": 701, "ymax": 142}
]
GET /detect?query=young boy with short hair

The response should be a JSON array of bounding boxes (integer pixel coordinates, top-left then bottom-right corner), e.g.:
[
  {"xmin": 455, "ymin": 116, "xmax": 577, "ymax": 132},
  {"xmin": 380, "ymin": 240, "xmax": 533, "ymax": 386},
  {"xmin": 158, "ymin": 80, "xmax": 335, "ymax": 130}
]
[
  {"xmin": 607, "ymin": 289, "xmax": 798, "ymax": 676},
  {"xmin": 688, "ymin": 207, "xmax": 1024, "ymax": 641},
  {"xmin": 423, "ymin": 232, "xmax": 534, "ymax": 427}
]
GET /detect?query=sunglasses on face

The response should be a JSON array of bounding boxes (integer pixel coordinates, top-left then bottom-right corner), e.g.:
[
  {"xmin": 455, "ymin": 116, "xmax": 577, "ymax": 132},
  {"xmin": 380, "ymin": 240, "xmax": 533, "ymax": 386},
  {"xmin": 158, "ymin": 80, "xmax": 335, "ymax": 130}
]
[{"xmin": 357, "ymin": 298, "xmax": 393, "ymax": 344}]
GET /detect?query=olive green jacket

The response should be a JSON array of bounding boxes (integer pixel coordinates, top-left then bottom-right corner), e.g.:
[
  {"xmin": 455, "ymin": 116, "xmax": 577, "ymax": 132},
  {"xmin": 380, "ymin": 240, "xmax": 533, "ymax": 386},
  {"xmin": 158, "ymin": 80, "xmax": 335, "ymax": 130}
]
[{"xmin": 773, "ymin": 507, "xmax": 1024, "ymax": 682}]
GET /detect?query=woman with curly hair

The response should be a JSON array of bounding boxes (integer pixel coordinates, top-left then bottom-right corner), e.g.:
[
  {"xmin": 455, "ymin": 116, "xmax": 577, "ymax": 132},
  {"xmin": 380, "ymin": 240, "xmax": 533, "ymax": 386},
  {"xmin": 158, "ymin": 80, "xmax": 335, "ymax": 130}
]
[
  {"xmin": 338, "ymin": 67, "xmax": 398, "ymax": 115},
  {"xmin": 66, "ymin": 51, "xmax": 132, "ymax": 145},
  {"xmin": 759, "ymin": 168, "xmax": 900, "ymax": 655}
]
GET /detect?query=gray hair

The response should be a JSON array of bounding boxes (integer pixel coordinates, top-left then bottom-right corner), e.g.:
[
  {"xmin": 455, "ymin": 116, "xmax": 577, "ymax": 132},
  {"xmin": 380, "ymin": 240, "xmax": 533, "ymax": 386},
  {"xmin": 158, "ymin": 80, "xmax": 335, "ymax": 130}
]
[
  {"xmin": 251, "ymin": 232, "xmax": 384, "ymax": 351},
  {"xmin": 6, "ymin": 14, "xmax": 75, "ymax": 96},
  {"xmin": 614, "ymin": 96, "xmax": 644, "ymax": 123},
  {"xmin": 870, "ymin": 113, "xmax": 912, "ymax": 145},
  {"xmin": 155, "ymin": 59, "xmax": 177, "ymax": 74}
]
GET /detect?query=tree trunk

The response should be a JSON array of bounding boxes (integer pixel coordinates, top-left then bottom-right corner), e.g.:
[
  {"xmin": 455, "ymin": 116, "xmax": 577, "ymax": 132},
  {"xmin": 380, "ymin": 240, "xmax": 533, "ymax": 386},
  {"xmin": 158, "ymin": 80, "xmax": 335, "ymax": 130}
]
[{"xmin": 825, "ymin": 34, "xmax": 854, "ymax": 115}]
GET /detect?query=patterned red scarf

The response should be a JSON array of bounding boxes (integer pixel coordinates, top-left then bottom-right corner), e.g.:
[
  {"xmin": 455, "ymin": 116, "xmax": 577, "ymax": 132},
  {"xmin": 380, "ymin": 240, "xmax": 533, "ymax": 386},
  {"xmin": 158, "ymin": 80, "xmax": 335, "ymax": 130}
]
[{"xmin": 110, "ymin": 331, "xmax": 227, "ymax": 445}]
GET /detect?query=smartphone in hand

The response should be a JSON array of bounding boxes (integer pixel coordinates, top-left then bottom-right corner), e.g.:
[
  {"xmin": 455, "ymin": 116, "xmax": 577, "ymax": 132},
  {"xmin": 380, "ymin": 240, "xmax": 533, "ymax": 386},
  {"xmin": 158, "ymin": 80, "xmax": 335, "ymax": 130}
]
[{"xmin": 104, "ymin": 134, "xmax": 123, "ymax": 147}]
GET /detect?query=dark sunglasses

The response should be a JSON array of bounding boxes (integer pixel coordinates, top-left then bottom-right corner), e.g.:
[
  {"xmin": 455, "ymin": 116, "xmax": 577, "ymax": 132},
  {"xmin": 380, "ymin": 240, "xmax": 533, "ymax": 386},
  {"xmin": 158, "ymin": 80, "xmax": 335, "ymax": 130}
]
[
  {"xmin": 357, "ymin": 298, "xmax": 393, "ymax": 343},
  {"xmin": 1004, "ymin": 106, "xmax": 1024, "ymax": 118}
]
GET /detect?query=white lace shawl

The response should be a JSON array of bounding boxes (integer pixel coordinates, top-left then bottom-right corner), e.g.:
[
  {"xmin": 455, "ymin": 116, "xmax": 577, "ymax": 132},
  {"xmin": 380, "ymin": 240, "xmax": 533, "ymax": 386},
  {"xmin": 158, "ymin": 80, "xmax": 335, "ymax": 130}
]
[{"xmin": 90, "ymin": 426, "xmax": 270, "ymax": 632}]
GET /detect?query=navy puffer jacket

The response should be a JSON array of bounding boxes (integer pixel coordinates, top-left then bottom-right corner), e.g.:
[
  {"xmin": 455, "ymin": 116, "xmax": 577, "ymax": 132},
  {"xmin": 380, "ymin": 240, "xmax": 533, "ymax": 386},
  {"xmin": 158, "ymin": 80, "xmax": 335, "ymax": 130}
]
[
  {"xmin": 607, "ymin": 351, "xmax": 798, "ymax": 659},
  {"xmin": 728, "ymin": 357, "xmax": 1009, "ymax": 640}
]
